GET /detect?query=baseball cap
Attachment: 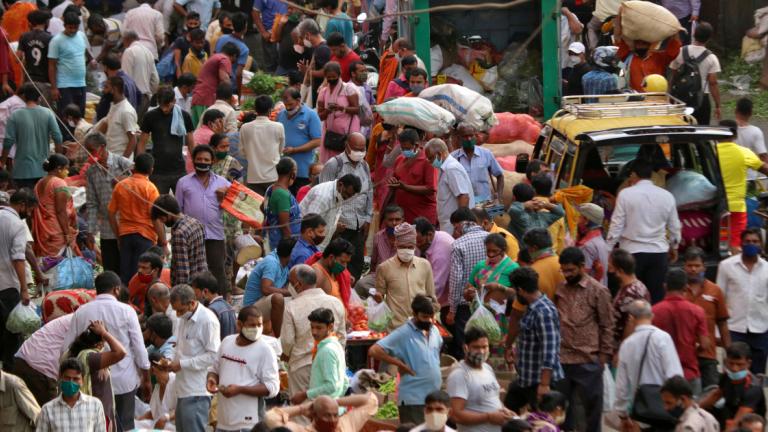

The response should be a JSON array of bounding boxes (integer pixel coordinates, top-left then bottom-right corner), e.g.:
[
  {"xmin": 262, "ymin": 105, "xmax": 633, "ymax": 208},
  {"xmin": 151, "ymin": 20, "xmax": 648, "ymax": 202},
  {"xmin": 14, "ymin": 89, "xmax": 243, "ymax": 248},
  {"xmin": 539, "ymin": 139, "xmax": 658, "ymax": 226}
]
[{"xmin": 568, "ymin": 42, "xmax": 586, "ymax": 55}]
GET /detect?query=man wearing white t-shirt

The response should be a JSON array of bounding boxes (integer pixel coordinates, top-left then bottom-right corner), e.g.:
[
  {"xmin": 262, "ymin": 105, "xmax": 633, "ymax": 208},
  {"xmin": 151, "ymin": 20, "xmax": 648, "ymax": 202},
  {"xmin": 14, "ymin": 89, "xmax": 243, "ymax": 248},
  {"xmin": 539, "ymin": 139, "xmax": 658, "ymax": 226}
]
[
  {"xmin": 735, "ymin": 97, "xmax": 768, "ymax": 181},
  {"xmin": 98, "ymin": 76, "xmax": 140, "ymax": 157},
  {"xmin": 669, "ymin": 22, "xmax": 721, "ymax": 125},
  {"xmin": 207, "ymin": 305, "xmax": 280, "ymax": 431}
]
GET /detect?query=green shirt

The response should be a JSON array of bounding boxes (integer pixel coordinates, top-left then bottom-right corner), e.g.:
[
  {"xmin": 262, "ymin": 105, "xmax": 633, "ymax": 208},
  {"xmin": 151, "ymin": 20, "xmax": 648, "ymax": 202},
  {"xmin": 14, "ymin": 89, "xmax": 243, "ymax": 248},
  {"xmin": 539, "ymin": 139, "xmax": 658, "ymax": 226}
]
[
  {"xmin": 468, "ymin": 256, "xmax": 519, "ymax": 289},
  {"xmin": 268, "ymin": 186, "xmax": 292, "ymax": 214},
  {"xmin": 4, "ymin": 106, "xmax": 63, "ymax": 179},
  {"xmin": 307, "ymin": 337, "xmax": 348, "ymax": 399}
]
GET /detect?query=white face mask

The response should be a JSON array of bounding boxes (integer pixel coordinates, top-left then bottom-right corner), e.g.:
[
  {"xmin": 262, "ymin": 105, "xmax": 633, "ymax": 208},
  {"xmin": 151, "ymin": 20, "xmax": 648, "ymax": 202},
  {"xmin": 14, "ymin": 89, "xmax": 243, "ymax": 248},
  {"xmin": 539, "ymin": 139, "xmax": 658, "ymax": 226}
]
[
  {"xmin": 348, "ymin": 150, "xmax": 365, "ymax": 162},
  {"xmin": 241, "ymin": 326, "xmax": 263, "ymax": 342},
  {"xmin": 568, "ymin": 55, "xmax": 581, "ymax": 65},
  {"xmin": 293, "ymin": 44, "xmax": 305, "ymax": 54},
  {"xmin": 67, "ymin": 120, "xmax": 77, "ymax": 128},
  {"xmin": 304, "ymin": 39, "xmax": 312, "ymax": 48},
  {"xmin": 424, "ymin": 412, "xmax": 448, "ymax": 431},
  {"xmin": 397, "ymin": 248, "xmax": 415, "ymax": 262},
  {"xmin": 554, "ymin": 413, "xmax": 566, "ymax": 425}
]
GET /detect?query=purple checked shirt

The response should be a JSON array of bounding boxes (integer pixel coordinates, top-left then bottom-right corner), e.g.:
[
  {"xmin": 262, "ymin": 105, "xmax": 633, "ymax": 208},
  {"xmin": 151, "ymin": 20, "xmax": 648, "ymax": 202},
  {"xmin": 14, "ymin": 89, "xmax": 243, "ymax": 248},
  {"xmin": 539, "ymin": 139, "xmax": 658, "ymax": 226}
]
[{"xmin": 175, "ymin": 172, "xmax": 231, "ymax": 240}]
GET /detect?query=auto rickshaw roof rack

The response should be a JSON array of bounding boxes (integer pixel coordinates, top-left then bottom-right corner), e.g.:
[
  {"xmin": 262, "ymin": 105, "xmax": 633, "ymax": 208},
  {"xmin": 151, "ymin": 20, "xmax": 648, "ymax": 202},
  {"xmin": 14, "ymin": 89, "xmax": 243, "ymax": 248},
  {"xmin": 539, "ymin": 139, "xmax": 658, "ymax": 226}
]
[{"xmin": 560, "ymin": 93, "xmax": 688, "ymax": 119}]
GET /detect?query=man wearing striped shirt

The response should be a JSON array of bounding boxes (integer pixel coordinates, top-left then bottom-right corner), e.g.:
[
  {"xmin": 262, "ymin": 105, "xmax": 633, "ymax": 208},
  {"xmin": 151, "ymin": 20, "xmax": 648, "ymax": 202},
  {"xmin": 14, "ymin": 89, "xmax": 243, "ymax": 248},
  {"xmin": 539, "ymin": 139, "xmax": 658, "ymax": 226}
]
[{"xmin": 37, "ymin": 358, "xmax": 105, "ymax": 432}]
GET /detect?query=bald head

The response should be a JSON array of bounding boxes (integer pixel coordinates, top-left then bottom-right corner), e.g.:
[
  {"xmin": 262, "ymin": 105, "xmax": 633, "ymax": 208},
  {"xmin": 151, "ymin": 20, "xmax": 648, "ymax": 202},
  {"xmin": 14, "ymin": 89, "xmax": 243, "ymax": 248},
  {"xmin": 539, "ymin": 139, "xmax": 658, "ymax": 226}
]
[
  {"xmin": 312, "ymin": 395, "xmax": 339, "ymax": 421},
  {"xmin": 347, "ymin": 132, "xmax": 366, "ymax": 152},
  {"xmin": 290, "ymin": 264, "xmax": 317, "ymax": 292},
  {"xmin": 147, "ymin": 282, "xmax": 170, "ymax": 313}
]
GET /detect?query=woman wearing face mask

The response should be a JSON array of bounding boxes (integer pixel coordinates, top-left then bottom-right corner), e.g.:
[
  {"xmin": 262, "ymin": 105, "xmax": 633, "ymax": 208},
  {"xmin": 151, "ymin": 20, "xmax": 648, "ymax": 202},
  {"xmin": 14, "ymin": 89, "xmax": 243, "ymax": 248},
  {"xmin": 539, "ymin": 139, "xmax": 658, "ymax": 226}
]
[
  {"xmin": 32, "ymin": 154, "xmax": 81, "ymax": 257},
  {"xmin": 263, "ymin": 157, "xmax": 302, "ymax": 251},
  {"xmin": 206, "ymin": 305, "xmax": 279, "ymax": 432},
  {"xmin": 389, "ymin": 128, "xmax": 437, "ymax": 224},
  {"xmin": 67, "ymin": 320, "xmax": 127, "ymax": 432},
  {"xmin": 447, "ymin": 327, "xmax": 515, "ymax": 432},
  {"xmin": 522, "ymin": 391, "xmax": 567, "ymax": 432},
  {"xmin": 317, "ymin": 61, "xmax": 360, "ymax": 163},
  {"xmin": 465, "ymin": 234, "xmax": 519, "ymax": 319}
]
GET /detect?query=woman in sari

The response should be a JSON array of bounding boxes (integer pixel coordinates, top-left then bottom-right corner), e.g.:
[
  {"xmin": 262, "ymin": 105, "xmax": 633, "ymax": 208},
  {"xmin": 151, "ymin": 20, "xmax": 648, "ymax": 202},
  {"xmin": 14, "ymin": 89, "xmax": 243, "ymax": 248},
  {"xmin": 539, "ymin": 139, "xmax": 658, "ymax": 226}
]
[
  {"xmin": 33, "ymin": 154, "xmax": 79, "ymax": 257},
  {"xmin": 317, "ymin": 61, "xmax": 360, "ymax": 163},
  {"xmin": 264, "ymin": 157, "xmax": 302, "ymax": 250}
]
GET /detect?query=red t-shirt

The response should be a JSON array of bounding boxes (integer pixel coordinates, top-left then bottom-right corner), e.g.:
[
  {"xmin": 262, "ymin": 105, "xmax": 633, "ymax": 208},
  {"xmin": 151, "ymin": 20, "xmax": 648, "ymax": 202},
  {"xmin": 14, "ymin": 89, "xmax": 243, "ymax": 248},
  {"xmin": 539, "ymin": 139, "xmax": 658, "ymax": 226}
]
[
  {"xmin": 652, "ymin": 294, "xmax": 708, "ymax": 380},
  {"xmin": 393, "ymin": 150, "xmax": 437, "ymax": 224},
  {"xmin": 331, "ymin": 49, "xmax": 361, "ymax": 82},
  {"xmin": 191, "ymin": 53, "xmax": 232, "ymax": 107}
]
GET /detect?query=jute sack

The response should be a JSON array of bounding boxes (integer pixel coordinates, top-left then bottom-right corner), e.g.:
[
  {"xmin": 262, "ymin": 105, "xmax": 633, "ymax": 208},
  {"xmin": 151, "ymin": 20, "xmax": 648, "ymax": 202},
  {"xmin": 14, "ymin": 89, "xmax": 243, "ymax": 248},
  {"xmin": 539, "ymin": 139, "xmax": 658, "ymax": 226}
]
[{"xmin": 621, "ymin": 1, "xmax": 684, "ymax": 43}]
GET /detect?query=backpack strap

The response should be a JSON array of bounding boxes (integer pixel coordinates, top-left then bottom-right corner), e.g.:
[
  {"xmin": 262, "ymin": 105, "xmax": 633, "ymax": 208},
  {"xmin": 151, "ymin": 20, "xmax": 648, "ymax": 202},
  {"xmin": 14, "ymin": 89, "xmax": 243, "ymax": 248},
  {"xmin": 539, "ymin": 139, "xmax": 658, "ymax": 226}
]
[
  {"xmin": 694, "ymin": 49, "xmax": 712, "ymax": 65},
  {"xmin": 682, "ymin": 46, "xmax": 692, "ymax": 63}
]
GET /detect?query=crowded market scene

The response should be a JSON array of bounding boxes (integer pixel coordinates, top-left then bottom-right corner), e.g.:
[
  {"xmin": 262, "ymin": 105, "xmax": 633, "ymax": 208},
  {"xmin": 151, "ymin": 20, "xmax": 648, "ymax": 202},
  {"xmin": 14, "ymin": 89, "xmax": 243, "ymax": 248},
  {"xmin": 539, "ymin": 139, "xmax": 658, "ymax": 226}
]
[{"xmin": 3, "ymin": 0, "xmax": 768, "ymax": 431}]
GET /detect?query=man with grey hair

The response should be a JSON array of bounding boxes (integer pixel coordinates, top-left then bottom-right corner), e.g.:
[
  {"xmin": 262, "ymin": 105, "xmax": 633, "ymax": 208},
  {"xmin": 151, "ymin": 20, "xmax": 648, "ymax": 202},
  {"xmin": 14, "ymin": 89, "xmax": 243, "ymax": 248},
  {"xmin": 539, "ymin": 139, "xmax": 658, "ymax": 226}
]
[
  {"xmin": 121, "ymin": 29, "xmax": 159, "ymax": 120},
  {"xmin": 610, "ymin": 299, "xmax": 683, "ymax": 430},
  {"xmin": 296, "ymin": 18, "xmax": 331, "ymax": 105},
  {"xmin": 281, "ymin": 264, "xmax": 346, "ymax": 398},
  {"xmin": 319, "ymin": 132, "xmax": 373, "ymax": 280},
  {"xmin": 167, "ymin": 284, "xmax": 220, "ymax": 432},
  {"xmin": 147, "ymin": 282, "xmax": 179, "ymax": 336},
  {"xmin": 84, "ymin": 132, "xmax": 133, "ymax": 274},
  {"xmin": 424, "ymin": 138, "xmax": 474, "ymax": 234}
]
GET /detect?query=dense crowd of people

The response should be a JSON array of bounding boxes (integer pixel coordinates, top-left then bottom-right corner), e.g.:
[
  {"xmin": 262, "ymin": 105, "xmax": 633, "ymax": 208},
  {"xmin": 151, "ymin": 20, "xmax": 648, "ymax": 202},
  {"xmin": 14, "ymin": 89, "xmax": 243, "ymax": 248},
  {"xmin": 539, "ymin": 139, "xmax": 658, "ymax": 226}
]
[{"xmin": 0, "ymin": 1, "xmax": 765, "ymax": 432}]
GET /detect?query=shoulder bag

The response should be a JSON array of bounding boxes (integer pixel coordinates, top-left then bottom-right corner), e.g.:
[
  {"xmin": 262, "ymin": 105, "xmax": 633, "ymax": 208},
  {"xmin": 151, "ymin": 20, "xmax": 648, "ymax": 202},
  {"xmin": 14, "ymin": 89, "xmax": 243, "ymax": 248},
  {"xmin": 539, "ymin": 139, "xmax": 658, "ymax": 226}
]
[{"xmin": 630, "ymin": 329, "xmax": 678, "ymax": 428}]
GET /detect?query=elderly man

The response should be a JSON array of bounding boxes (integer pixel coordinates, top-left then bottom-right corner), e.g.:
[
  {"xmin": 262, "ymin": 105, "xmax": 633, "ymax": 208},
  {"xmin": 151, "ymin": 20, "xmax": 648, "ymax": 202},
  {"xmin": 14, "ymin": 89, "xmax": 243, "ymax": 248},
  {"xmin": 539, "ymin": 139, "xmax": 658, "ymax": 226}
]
[
  {"xmin": 168, "ymin": 284, "xmax": 220, "ymax": 432},
  {"xmin": 576, "ymin": 203, "xmax": 609, "ymax": 286},
  {"xmin": 146, "ymin": 282, "xmax": 179, "ymax": 336},
  {"xmin": 270, "ymin": 393, "xmax": 379, "ymax": 432},
  {"xmin": 301, "ymin": 173, "xmax": 362, "ymax": 249},
  {"xmin": 318, "ymin": 132, "xmax": 373, "ymax": 280},
  {"xmin": 424, "ymin": 138, "xmax": 474, "ymax": 234},
  {"xmin": 374, "ymin": 223, "xmax": 438, "ymax": 330},
  {"xmin": 282, "ymin": 264, "xmax": 346, "ymax": 398},
  {"xmin": 450, "ymin": 126, "xmax": 504, "ymax": 204}
]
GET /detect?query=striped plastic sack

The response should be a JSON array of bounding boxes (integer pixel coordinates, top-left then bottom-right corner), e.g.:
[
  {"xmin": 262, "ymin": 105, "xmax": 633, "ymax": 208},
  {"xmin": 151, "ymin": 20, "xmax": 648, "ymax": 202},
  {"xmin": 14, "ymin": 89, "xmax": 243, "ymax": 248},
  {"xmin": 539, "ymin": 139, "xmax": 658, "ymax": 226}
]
[{"xmin": 374, "ymin": 97, "xmax": 456, "ymax": 135}]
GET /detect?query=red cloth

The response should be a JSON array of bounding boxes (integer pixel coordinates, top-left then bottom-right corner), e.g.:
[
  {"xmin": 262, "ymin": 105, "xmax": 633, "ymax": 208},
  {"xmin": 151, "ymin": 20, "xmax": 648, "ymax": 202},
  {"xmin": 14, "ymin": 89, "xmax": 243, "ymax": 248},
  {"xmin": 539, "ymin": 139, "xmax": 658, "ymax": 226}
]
[
  {"xmin": 730, "ymin": 212, "xmax": 747, "ymax": 248},
  {"xmin": 305, "ymin": 251, "xmax": 351, "ymax": 309},
  {"xmin": 376, "ymin": 50, "xmax": 399, "ymax": 104},
  {"xmin": 127, "ymin": 272, "xmax": 172, "ymax": 314},
  {"xmin": 331, "ymin": 50, "xmax": 362, "ymax": 82},
  {"xmin": 617, "ymin": 38, "xmax": 682, "ymax": 92},
  {"xmin": 42, "ymin": 289, "xmax": 96, "ymax": 323},
  {"xmin": 297, "ymin": 185, "xmax": 311, "ymax": 203},
  {"xmin": 392, "ymin": 151, "xmax": 437, "ymax": 224},
  {"xmin": 652, "ymin": 294, "xmax": 708, "ymax": 380}
]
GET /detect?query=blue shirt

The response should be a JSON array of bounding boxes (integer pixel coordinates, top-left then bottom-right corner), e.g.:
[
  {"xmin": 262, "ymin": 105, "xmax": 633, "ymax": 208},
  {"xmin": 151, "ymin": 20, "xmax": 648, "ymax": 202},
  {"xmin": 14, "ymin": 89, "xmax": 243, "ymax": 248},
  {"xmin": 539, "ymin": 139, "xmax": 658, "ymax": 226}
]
[
  {"xmin": 288, "ymin": 237, "xmax": 318, "ymax": 269},
  {"xmin": 148, "ymin": 336, "xmax": 177, "ymax": 360},
  {"xmin": 207, "ymin": 296, "xmax": 237, "ymax": 340},
  {"xmin": 215, "ymin": 34, "xmax": 250, "ymax": 67},
  {"xmin": 253, "ymin": 0, "xmax": 288, "ymax": 31},
  {"xmin": 517, "ymin": 295, "xmax": 564, "ymax": 387},
  {"xmin": 325, "ymin": 13, "xmax": 354, "ymax": 47},
  {"xmin": 450, "ymin": 146, "xmax": 503, "ymax": 203},
  {"xmin": 377, "ymin": 320, "xmax": 443, "ymax": 405},
  {"xmin": 582, "ymin": 70, "xmax": 619, "ymax": 97},
  {"xmin": 244, "ymin": 251, "xmax": 289, "ymax": 306},
  {"xmin": 48, "ymin": 31, "xmax": 88, "ymax": 88},
  {"xmin": 277, "ymin": 104, "xmax": 322, "ymax": 178},
  {"xmin": 176, "ymin": 0, "xmax": 221, "ymax": 27}
]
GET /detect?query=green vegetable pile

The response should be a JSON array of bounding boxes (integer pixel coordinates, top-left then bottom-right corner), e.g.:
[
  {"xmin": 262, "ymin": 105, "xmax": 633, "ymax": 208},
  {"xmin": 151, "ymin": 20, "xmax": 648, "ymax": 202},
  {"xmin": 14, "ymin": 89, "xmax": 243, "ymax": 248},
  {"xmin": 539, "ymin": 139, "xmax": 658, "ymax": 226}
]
[
  {"xmin": 245, "ymin": 71, "xmax": 287, "ymax": 102},
  {"xmin": 465, "ymin": 303, "xmax": 502, "ymax": 344},
  {"xmin": 374, "ymin": 401, "xmax": 399, "ymax": 420},
  {"xmin": 378, "ymin": 378, "xmax": 396, "ymax": 395}
]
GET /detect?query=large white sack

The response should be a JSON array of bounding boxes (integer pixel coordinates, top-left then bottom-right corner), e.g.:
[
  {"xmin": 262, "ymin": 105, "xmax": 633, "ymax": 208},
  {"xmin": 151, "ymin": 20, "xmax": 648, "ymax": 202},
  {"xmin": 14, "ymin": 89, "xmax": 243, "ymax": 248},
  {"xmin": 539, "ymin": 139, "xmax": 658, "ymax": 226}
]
[
  {"xmin": 620, "ymin": 1, "xmax": 684, "ymax": 43},
  {"xmin": 419, "ymin": 84, "xmax": 499, "ymax": 131},
  {"xmin": 375, "ymin": 97, "xmax": 456, "ymax": 135},
  {"xmin": 441, "ymin": 64, "xmax": 485, "ymax": 94}
]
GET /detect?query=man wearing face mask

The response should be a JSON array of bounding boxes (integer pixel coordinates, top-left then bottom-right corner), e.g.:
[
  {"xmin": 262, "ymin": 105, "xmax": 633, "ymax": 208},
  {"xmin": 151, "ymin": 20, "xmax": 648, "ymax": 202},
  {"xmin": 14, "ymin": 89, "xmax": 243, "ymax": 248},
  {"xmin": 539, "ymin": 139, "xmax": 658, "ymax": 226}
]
[
  {"xmin": 354, "ymin": 205, "xmax": 402, "ymax": 297},
  {"xmin": 192, "ymin": 271, "xmax": 237, "ymax": 339},
  {"xmin": 279, "ymin": 88, "xmax": 322, "ymax": 195},
  {"xmin": 615, "ymin": 13, "xmax": 682, "ymax": 92},
  {"xmin": 37, "ymin": 358, "xmax": 106, "ymax": 431},
  {"xmin": 449, "ymin": 125, "xmax": 503, "ymax": 204},
  {"xmin": 369, "ymin": 295, "xmax": 443, "ymax": 424},
  {"xmin": 699, "ymin": 342, "xmax": 766, "ymax": 428},
  {"xmin": 319, "ymin": 132, "xmax": 373, "ymax": 280},
  {"xmin": 410, "ymin": 391, "xmax": 454, "ymax": 432},
  {"xmin": 447, "ymin": 327, "xmax": 514, "ymax": 432},
  {"xmin": 424, "ymin": 138, "xmax": 474, "ymax": 235},
  {"xmin": 300, "ymin": 173, "xmax": 362, "ymax": 249},
  {"xmin": 716, "ymin": 228, "xmax": 768, "ymax": 375},
  {"xmin": 406, "ymin": 68, "xmax": 429, "ymax": 97},
  {"xmin": 661, "ymin": 376, "xmax": 719, "ymax": 431},
  {"xmin": 206, "ymin": 306, "xmax": 280, "ymax": 431},
  {"xmin": 151, "ymin": 194, "xmax": 209, "ymax": 286},
  {"xmin": 289, "ymin": 214, "xmax": 328, "ymax": 268},
  {"xmin": 176, "ymin": 145, "xmax": 232, "ymax": 293},
  {"xmin": 327, "ymin": 32, "xmax": 361, "ymax": 82},
  {"xmin": 553, "ymin": 247, "xmax": 614, "ymax": 432},
  {"xmin": 563, "ymin": 42, "xmax": 591, "ymax": 96},
  {"xmin": 373, "ymin": 223, "xmax": 438, "ymax": 330},
  {"xmin": 127, "ymin": 252, "xmax": 165, "ymax": 315}
]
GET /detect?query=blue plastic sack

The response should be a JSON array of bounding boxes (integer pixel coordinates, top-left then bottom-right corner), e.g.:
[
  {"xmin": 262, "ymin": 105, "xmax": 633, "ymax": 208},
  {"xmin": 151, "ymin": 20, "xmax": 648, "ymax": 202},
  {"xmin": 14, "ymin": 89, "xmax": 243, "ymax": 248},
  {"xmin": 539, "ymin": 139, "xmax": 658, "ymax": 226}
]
[
  {"xmin": 54, "ymin": 249, "xmax": 94, "ymax": 290},
  {"xmin": 156, "ymin": 50, "xmax": 176, "ymax": 83},
  {"xmin": 665, "ymin": 171, "xmax": 717, "ymax": 208}
]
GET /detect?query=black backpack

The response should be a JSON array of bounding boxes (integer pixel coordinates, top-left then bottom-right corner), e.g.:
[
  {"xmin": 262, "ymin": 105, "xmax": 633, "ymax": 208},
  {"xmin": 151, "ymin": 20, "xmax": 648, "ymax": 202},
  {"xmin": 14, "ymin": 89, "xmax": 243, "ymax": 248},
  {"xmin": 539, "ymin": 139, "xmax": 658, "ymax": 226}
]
[{"xmin": 670, "ymin": 46, "xmax": 711, "ymax": 109}]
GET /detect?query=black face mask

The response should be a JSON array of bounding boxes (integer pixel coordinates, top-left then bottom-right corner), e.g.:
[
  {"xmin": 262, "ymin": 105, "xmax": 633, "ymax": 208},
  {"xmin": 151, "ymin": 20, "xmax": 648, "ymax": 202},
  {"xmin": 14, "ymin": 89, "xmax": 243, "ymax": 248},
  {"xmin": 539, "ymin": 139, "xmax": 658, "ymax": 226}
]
[
  {"xmin": 194, "ymin": 162, "xmax": 212, "ymax": 173},
  {"xmin": 327, "ymin": 78, "xmax": 339, "ymax": 86},
  {"xmin": 221, "ymin": 27, "xmax": 234, "ymax": 34},
  {"xmin": 666, "ymin": 403, "xmax": 685, "ymax": 419},
  {"xmin": 414, "ymin": 320, "xmax": 432, "ymax": 332},
  {"xmin": 516, "ymin": 291, "xmax": 528, "ymax": 305},
  {"xmin": 164, "ymin": 219, "xmax": 175, "ymax": 228},
  {"xmin": 635, "ymin": 48, "xmax": 649, "ymax": 58},
  {"xmin": 565, "ymin": 274, "xmax": 583, "ymax": 286}
]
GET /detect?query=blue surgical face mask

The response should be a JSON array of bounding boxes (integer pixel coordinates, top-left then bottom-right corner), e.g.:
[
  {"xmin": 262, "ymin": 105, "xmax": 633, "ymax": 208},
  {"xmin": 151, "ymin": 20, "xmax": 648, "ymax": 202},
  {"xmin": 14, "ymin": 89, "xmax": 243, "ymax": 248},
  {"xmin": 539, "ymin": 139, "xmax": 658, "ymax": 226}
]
[
  {"xmin": 726, "ymin": 367, "xmax": 748, "ymax": 381},
  {"xmin": 402, "ymin": 149, "xmax": 416, "ymax": 159},
  {"xmin": 431, "ymin": 157, "xmax": 443, "ymax": 169},
  {"xmin": 742, "ymin": 244, "xmax": 762, "ymax": 258}
]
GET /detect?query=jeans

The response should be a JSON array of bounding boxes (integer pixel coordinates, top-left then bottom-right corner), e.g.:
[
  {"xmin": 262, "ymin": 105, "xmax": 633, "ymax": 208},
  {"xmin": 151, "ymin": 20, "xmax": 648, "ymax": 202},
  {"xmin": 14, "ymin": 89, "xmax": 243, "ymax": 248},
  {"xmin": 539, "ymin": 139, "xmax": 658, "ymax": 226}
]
[
  {"xmin": 0, "ymin": 288, "xmax": 21, "ymax": 371},
  {"xmin": 205, "ymin": 240, "xmax": 227, "ymax": 294},
  {"xmin": 101, "ymin": 238, "xmax": 120, "ymax": 275},
  {"xmin": 556, "ymin": 362, "xmax": 603, "ymax": 432},
  {"xmin": 632, "ymin": 252, "xmax": 669, "ymax": 304},
  {"xmin": 442, "ymin": 304, "xmax": 471, "ymax": 360},
  {"xmin": 150, "ymin": 172, "xmax": 185, "ymax": 195},
  {"xmin": 115, "ymin": 388, "xmax": 137, "ymax": 431},
  {"xmin": 176, "ymin": 395, "xmax": 211, "ymax": 432},
  {"xmin": 119, "ymin": 233, "xmax": 155, "ymax": 285},
  {"xmin": 731, "ymin": 330, "xmax": 768, "ymax": 375},
  {"xmin": 338, "ymin": 226, "xmax": 365, "ymax": 281},
  {"xmin": 58, "ymin": 87, "xmax": 86, "ymax": 137},
  {"xmin": 261, "ymin": 40, "xmax": 279, "ymax": 73}
]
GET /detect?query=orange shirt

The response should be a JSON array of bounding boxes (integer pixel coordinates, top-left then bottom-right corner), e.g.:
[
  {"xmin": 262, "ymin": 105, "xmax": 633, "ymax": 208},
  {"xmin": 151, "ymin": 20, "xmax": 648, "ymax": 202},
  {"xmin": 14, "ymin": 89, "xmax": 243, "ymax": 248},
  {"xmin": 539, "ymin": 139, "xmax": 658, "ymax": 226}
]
[
  {"xmin": 108, "ymin": 173, "xmax": 160, "ymax": 242},
  {"xmin": 617, "ymin": 38, "xmax": 681, "ymax": 92},
  {"xmin": 2, "ymin": 2, "xmax": 35, "ymax": 42}
]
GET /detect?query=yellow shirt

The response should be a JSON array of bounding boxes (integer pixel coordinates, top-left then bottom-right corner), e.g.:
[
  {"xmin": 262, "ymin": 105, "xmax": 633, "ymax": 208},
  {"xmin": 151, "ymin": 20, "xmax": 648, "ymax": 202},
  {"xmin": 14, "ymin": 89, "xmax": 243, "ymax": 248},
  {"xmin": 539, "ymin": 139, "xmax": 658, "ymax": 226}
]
[
  {"xmin": 512, "ymin": 254, "xmax": 564, "ymax": 312},
  {"xmin": 717, "ymin": 141, "xmax": 763, "ymax": 212},
  {"xmin": 490, "ymin": 223, "xmax": 520, "ymax": 261}
]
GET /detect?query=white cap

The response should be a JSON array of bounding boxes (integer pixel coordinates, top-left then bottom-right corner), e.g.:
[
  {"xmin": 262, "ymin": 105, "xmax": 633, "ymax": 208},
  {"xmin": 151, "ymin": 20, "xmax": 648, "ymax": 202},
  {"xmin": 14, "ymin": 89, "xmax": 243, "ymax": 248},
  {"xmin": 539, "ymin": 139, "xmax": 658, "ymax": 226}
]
[{"xmin": 568, "ymin": 42, "xmax": 586, "ymax": 55}]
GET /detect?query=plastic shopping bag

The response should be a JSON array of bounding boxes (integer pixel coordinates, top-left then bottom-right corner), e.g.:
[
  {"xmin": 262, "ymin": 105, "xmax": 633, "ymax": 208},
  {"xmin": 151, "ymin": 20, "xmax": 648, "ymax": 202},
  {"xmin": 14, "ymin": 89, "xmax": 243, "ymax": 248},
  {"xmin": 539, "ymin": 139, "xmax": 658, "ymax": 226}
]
[
  {"xmin": 6, "ymin": 302, "xmax": 41, "ymax": 336},
  {"xmin": 465, "ymin": 293, "xmax": 502, "ymax": 344},
  {"xmin": 54, "ymin": 248, "xmax": 94, "ymax": 291},
  {"xmin": 367, "ymin": 299, "xmax": 393, "ymax": 332},
  {"xmin": 348, "ymin": 291, "xmax": 368, "ymax": 331},
  {"xmin": 603, "ymin": 364, "xmax": 616, "ymax": 411}
]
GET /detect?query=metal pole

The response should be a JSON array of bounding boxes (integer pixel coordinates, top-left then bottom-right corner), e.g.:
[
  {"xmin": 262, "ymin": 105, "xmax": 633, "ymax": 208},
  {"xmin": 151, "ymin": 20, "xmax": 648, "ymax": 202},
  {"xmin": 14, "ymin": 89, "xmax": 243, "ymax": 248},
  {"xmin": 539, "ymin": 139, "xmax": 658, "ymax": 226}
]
[
  {"xmin": 412, "ymin": 0, "xmax": 432, "ymax": 77},
  {"xmin": 542, "ymin": 0, "xmax": 561, "ymax": 118}
]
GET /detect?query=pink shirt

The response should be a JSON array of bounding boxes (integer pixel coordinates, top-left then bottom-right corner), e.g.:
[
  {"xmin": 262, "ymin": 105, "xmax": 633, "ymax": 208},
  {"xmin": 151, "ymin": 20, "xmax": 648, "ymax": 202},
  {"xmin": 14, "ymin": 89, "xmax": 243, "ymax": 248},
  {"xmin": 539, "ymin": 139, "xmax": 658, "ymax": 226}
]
[
  {"xmin": 193, "ymin": 125, "xmax": 215, "ymax": 147},
  {"xmin": 192, "ymin": 54, "xmax": 232, "ymax": 107},
  {"xmin": 16, "ymin": 314, "xmax": 73, "ymax": 379},
  {"xmin": 123, "ymin": 4, "xmax": 164, "ymax": 59},
  {"xmin": 422, "ymin": 230, "xmax": 454, "ymax": 306}
]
